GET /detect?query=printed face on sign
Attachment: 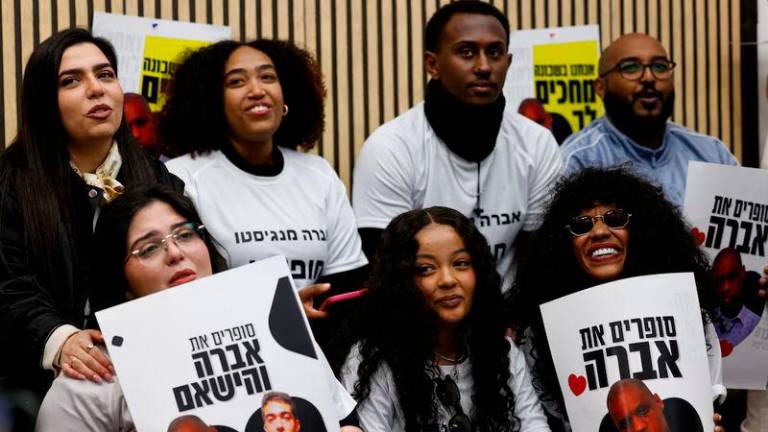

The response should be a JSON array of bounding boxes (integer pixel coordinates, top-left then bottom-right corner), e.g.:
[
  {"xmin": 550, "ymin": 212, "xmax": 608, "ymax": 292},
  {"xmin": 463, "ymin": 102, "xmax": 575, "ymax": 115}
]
[
  {"xmin": 263, "ymin": 399, "xmax": 301, "ymax": 432},
  {"xmin": 607, "ymin": 379, "xmax": 669, "ymax": 432}
]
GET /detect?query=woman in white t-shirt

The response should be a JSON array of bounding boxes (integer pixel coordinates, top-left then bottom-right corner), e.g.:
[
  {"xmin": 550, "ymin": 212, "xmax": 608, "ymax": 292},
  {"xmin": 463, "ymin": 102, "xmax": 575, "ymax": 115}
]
[
  {"xmin": 162, "ymin": 40, "xmax": 367, "ymax": 333},
  {"xmin": 340, "ymin": 206, "xmax": 550, "ymax": 432}
]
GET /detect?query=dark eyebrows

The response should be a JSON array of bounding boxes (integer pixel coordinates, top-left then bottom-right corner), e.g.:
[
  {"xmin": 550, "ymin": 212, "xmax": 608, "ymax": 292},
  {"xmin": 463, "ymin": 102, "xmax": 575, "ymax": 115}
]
[
  {"xmin": 223, "ymin": 64, "xmax": 276, "ymax": 78},
  {"xmin": 127, "ymin": 221, "xmax": 189, "ymax": 251},
  {"xmin": 415, "ymin": 248, "xmax": 469, "ymax": 260},
  {"xmin": 58, "ymin": 62, "xmax": 114, "ymax": 78}
]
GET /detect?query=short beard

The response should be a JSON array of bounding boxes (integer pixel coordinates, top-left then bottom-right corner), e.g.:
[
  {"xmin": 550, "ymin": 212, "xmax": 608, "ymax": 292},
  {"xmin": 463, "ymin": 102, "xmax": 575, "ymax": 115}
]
[{"xmin": 603, "ymin": 88, "xmax": 675, "ymax": 140}]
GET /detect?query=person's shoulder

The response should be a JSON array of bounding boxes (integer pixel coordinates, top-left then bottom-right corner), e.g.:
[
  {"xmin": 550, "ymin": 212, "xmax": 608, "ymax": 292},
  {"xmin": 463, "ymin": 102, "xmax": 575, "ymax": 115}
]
[
  {"xmin": 561, "ymin": 118, "xmax": 609, "ymax": 153},
  {"xmin": 282, "ymin": 148, "xmax": 347, "ymax": 195},
  {"xmin": 166, "ymin": 151, "xmax": 222, "ymax": 176},
  {"xmin": 667, "ymin": 122, "xmax": 737, "ymax": 163},
  {"xmin": 363, "ymin": 103, "xmax": 426, "ymax": 152}
]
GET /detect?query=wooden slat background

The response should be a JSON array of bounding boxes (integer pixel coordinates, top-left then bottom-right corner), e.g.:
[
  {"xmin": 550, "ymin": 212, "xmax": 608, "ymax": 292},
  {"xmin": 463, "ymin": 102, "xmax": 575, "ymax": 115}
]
[{"xmin": 0, "ymin": 0, "xmax": 746, "ymax": 188}]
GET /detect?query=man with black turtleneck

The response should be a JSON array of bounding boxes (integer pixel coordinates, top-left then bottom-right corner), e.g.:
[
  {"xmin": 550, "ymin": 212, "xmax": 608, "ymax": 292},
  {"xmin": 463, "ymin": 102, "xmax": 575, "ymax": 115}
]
[{"xmin": 352, "ymin": 0, "xmax": 562, "ymax": 291}]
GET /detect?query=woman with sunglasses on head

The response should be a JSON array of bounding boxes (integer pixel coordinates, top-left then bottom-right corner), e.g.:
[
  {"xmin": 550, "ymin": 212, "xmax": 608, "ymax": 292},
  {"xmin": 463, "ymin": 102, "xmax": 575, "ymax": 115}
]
[
  {"xmin": 339, "ymin": 206, "xmax": 550, "ymax": 432},
  {"xmin": 0, "ymin": 28, "xmax": 181, "ymax": 398},
  {"xmin": 162, "ymin": 40, "xmax": 367, "ymax": 338},
  {"xmin": 510, "ymin": 167, "xmax": 725, "ymax": 432},
  {"xmin": 35, "ymin": 185, "xmax": 362, "ymax": 431}
]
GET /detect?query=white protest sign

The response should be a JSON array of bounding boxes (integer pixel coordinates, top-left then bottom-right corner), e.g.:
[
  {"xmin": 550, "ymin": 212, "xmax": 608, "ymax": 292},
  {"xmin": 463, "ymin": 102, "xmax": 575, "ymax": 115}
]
[
  {"xmin": 93, "ymin": 12, "xmax": 230, "ymax": 106},
  {"xmin": 96, "ymin": 255, "xmax": 343, "ymax": 431},
  {"xmin": 683, "ymin": 161, "xmax": 768, "ymax": 389},
  {"xmin": 540, "ymin": 273, "xmax": 714, "ymax": 432}
]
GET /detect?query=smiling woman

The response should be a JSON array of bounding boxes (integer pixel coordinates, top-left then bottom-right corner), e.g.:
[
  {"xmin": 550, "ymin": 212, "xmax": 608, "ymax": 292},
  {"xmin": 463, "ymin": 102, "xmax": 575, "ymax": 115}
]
[
  {"xmin": 162, "ymin": 39, "xmax": 368, "ymax": 348},
  {"xmin": 509, "ymin": 167, "xmax": 725, "ymax": 431},
  {"xmin": 0, "ymin": 28, "xmax": 181, "ymax": 399}
]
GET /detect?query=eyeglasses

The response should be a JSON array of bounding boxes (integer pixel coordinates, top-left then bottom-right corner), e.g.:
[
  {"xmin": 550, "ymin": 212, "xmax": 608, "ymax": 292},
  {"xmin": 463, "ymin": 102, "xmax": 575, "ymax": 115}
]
[
  {"xmin": 566, "ymin": 209, "xmax": 631, "ymax": 236},
  {"xmin": 434, "ymin": 375, "xmax": 472, "ymax": 432},
  {"xmin": 126, "ymin": 222, "xmax": 206, "ymax": 262},
  {"xmin": 600, "ymin": 59, "xmax": 676, "ymax": 80}
]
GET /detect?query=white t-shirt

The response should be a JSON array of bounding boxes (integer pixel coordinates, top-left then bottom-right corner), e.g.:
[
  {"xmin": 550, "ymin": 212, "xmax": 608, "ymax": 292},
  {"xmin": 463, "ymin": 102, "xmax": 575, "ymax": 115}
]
[
  {"xmin": 167, "ymin": 148, "xmax": 367, "ymax": 288},
  {"xmin": 340, "ymin": 339, "xmax": 551, "ymax": 432},
  {"xmin": 352, "ymin": 103, "xmax": 562, "ymax": 289}
]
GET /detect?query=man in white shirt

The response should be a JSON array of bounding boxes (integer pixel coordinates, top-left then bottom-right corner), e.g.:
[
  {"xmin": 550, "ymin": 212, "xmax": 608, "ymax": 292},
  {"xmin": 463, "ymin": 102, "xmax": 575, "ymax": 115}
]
[{"xmin": 352, "ymin": 0, "xmax": 562, "ymax": 288}]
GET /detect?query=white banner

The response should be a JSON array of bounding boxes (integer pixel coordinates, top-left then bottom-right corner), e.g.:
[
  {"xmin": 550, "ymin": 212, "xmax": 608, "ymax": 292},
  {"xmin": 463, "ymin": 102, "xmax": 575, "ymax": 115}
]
[
  {"xmin": 540, "ymin": 273, "xmax": 714, "ymax": 431},
  {"xmin": 96, "ymin": 255, "xmax": 341, "ymax": 431},
  {"xmin": 683, "ymin": 161, "xmax": 768, "ymax": 389}
]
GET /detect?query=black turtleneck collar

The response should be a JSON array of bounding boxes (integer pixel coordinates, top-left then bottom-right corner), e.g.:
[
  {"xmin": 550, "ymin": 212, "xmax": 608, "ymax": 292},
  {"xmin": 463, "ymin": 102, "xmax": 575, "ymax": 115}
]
[
  {"xmin": 423, "ymin": 79, "xmax": 506, "ymax": 162},
  {"xmin": 220, "ymin": 142, "xmax": 285, "ymax": 177}
]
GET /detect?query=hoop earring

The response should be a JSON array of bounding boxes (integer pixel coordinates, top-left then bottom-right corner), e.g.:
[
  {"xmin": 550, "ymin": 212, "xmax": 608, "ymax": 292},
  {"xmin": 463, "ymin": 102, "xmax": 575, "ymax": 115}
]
[{"xmin": 283, "ymin": 104, "xmax": 289, "ymax": 117}]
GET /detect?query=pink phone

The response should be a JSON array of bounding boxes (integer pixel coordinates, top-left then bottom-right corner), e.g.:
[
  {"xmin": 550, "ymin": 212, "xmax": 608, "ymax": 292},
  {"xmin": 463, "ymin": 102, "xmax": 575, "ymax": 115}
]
[{"xmin": 319, "ymin": 288, "xmax": 368, "ymax": 311}]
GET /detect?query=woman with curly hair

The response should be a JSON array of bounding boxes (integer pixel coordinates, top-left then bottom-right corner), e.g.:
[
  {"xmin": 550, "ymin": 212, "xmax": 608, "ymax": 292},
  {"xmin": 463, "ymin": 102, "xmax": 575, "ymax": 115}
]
[
  {"xmin": 162, "ymin": 40, "xmax": 367, "ymax": 325},
  {"xmin": 340, "ymin": 206, "xmax": 550, "ymax": 432},
  {"xmin": 510, "ymin": 167, "xmax": 725, "ymax": 432}
]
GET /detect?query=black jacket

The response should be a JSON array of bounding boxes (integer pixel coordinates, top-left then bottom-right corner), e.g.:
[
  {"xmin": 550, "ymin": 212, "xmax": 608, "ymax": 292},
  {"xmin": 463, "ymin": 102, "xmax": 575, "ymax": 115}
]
[{"xmin": 0, "ymin": 153, "xmax": 182, "ymax": 395}]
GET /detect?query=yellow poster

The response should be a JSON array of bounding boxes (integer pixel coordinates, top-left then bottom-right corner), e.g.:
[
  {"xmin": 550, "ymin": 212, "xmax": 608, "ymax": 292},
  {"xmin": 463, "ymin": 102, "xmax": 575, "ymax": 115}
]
[
  {"xmin": 141, "ymin": 36, "xmax": 211, "ymax": 112},
  {"xmin": 533, "ymin": 40, "xmax": 604, "ymax": 133}
]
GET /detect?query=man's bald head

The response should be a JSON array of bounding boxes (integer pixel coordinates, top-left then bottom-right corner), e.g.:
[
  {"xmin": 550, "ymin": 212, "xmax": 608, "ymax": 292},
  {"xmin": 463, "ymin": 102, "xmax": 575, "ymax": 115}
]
[
  {"xmin": 595, "ymin": 33, "xmax": 675, "ymax": 146},
  {"xmin": 599, "ymin": 33, "xmax": 669, "ymax": 76},
  {"xmin": 607, "ymin": 379, "xmax": 670, "ymax": 432}
]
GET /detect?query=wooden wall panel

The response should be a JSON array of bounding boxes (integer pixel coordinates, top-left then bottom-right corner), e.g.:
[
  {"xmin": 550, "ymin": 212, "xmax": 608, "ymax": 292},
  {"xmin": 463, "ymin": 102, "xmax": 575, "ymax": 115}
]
[{"xmin": 0, "ymin": 0, "xmax": 750, "ymax": 188}]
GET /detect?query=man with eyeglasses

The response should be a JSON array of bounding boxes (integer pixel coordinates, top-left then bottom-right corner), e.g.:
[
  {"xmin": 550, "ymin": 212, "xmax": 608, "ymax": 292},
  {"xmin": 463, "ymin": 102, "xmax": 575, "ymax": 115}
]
[{"xmin": 561, "ymin": 33, "xmax": 736, "ymax": 208}]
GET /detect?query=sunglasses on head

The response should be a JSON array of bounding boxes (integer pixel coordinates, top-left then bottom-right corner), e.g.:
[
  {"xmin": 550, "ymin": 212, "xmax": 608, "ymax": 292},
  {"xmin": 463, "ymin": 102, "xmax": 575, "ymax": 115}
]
[
  {"xmin": 434, "ymin": 375, "xmax": 472, "ymax": 432},
  {"xmin": 566, "ymin": 209, "xmax": 631, "ymax": 236}
]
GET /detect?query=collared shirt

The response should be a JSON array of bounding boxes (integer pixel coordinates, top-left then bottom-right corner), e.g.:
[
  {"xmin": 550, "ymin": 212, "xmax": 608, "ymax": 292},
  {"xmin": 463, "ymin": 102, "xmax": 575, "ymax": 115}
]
[
  {"xmin": 714, "ymin": 305, "xmax": 761, "ymax": 347},
  {"xmin": 561, "ymin": 116, "xmax": 737, "ymax": 208}
]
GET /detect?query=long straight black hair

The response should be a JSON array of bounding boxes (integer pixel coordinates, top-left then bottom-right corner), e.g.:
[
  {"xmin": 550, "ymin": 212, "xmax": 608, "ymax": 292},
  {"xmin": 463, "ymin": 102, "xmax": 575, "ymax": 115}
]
[{"xmin": 0, "ymin": 28, "xmax": 157, "ymax": 287}]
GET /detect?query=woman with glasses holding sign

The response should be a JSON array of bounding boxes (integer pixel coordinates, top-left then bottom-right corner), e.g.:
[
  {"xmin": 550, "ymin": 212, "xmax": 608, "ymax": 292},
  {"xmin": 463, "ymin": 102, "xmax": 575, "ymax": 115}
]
[
  {"xmin": 509, "ymin": 168, "xmax": 726, "ymax": 432},
  {"xmin": 35, "ymin": 185, "xmax": 362, "ymax": 431},
  {"xmin": 0, "ymin": 28, "xmax": 181, "ymax": 399},
  {"xmin": 340, "ymin": 207, "xmax": 550, "ymax": 432}
]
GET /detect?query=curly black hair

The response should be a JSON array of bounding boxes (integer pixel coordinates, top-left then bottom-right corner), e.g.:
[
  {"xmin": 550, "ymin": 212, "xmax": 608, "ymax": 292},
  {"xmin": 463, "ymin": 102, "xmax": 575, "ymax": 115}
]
[
  {"xmin": 348, "ymin": 206, "xmax": 518, "ymax": 432},
  {"xmin": 160, "ymin": 39, "xmax": 325, "ymax": 156},
  {"xmin": 509, "ymin": 167, "xmax": 715, "ymax": 418}
]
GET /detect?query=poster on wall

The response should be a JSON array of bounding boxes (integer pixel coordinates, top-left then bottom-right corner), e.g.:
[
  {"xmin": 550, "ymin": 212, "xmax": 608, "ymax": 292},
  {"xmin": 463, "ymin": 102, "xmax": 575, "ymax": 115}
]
[
  {"xmin": 683, "ymin": 161, "xmax": 768, "ymax": 389},
  {"xmin": 92, "ymin": 12, "xmax": 230, "ymax": 112},
  {"xmin": 503, "ymin": 25, "xmax": 604, "ymax": 140},
  {"xmin": 96, "ymin": 255, "xmax": 347, "ymax": 431},
  {"xmin": 540, "ymin": 273, "xmax": 715, "ymax": 432}
]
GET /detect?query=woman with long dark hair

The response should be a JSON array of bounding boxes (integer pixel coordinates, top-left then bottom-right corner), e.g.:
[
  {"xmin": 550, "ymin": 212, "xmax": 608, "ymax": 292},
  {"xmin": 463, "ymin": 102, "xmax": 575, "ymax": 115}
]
[
  {"xmin": 510, "ymin": 167, "xmax": 725, "ymax": 431},
  {"xmin": 163, "ymin": 39, "xmax": 366, "ymax": 332},
  {"xmin": 35, "ymin": 185, "xmax": 361, "ymax": 431},
  {"xmin": 340, "ymin": 206, "xmax": 549, "ymax": 432},
  {"xmin": 0, "ymin": 28, "xmax": 181, "ymax": 396}
]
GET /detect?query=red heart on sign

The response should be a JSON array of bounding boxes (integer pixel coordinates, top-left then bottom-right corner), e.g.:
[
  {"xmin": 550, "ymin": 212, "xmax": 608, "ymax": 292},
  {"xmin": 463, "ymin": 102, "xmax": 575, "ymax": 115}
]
[
  {"xmin": 568, "ymin": 373, "xmax": 587, "ymax": 396},
  {"xmin": 720, "ymin": 340, "xmax": 734, "ymax": 357},
  {"xmin": 691, "ymin": 227, "xmax": 706, "ymax": 245}
]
